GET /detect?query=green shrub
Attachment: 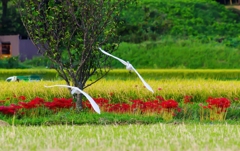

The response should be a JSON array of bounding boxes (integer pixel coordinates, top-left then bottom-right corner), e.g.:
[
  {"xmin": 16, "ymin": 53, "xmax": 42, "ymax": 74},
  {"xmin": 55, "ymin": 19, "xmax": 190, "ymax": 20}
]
[
  {"xmin": 0, "ymin": 57, "xmax": 27, "ymax": 69},
  {"xmin": 21, "ymin": 56, "xmax": 52, "ymax": 68}
]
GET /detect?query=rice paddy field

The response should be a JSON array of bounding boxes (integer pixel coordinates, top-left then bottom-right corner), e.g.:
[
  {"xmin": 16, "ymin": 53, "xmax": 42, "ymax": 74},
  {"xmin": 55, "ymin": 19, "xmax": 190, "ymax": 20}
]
[
  {"xmin": 1, "ymin": 79, "xmax": 240, "ymax": 103},
  {"xmin": 1, "ymin": 124, "xmax": 240, "ymax": 151},
  {"xmin": 1, "ymin": 69, "xmax": 240, "ymax": 151}
]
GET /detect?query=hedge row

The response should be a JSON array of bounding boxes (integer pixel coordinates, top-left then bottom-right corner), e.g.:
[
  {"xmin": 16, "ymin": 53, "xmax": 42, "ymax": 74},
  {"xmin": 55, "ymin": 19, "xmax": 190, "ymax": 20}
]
[{"xmin": 2, "ymin": 69, "xmax": 240, "ymax": 81}]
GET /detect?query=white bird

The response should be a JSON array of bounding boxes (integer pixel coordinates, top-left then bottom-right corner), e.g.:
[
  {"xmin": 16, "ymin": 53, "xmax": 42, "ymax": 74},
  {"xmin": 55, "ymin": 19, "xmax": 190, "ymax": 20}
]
[
  {"xmin": 44, "ymin": 85, "xmax": 101, "ymax": 114},
  {"xmin": 98, "ymin": 47, "xmax": 154, "ymax": 93}
]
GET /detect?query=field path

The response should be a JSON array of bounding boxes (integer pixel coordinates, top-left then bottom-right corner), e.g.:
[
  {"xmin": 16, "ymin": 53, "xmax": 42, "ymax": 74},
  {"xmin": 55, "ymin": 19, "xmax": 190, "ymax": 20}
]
[{"xmin": 226, "ymin": 5, "xmax": 240, "ymax": 10}]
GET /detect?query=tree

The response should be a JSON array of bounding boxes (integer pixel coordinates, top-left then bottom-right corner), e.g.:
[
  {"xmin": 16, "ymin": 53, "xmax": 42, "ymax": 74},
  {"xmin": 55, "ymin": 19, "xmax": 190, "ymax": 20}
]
[
  {"xmin": 14, "ymin": 0, "xmax": 136, "ymax": 111},
  {"xmin": 0, "ymin": 0, "xmax": 26, "ymax": 35},
  {"xmin": 1, "ymin": 0, "xmax": 9, "ymax": 23}
]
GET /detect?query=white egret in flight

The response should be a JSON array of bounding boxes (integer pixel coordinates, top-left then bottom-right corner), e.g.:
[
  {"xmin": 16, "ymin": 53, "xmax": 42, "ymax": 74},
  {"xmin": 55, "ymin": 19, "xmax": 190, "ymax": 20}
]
[
  {"xmin": 44, "ymin": 85, "xmax": 101, "ymax": 114},
  {"xmin": 98, "ymin": 47, "xmax": 154, "ymax": 93}
]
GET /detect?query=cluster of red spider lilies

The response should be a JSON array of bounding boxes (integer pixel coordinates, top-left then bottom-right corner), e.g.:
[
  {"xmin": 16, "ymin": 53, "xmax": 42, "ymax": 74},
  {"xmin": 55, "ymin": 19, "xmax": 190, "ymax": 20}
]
[{"xmin": 0, "ymin": 94, "xmax": 231, "ymax": 121}]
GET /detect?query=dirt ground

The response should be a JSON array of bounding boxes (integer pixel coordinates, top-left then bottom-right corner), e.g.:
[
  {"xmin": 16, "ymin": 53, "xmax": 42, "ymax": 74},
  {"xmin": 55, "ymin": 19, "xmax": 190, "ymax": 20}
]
[
  {"xmin": 226, "ymin": 5, "xmax": 240, "ymax": 10},
  {"xmin": 231, "ymin": 5, "xmax": 240, "ymax": 9}
]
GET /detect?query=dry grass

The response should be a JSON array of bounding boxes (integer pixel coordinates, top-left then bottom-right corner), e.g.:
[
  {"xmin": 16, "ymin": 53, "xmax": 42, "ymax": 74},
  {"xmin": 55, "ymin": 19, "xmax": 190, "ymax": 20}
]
[
  {"xmin": 0, "ymin": 124, "xmax": 240, "ymax": 151},
  {"xmin": 0, "ymin": 120, "xmax": 10, "ymax": 127}
]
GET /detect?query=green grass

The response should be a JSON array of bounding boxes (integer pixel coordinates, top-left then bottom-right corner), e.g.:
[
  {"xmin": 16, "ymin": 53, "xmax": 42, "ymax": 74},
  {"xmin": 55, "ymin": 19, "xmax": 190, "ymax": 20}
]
[
  {"xmin": 1, "ymin": 112, "xmax": 164, "ymax": 125},
  {"xmin": 4, "ymin": 69, "xmax": 240, "ymax": 81},
  {"xmin": 0, "ymin": 69, "xmax": 59, "ymax": 81},
  {"xmin": 113, "ymin": 40, "xmax": 240, "ymax": 69},
  {"xmin": 1, "ymin": 124, "xmax": 240, "ymax": 151}
]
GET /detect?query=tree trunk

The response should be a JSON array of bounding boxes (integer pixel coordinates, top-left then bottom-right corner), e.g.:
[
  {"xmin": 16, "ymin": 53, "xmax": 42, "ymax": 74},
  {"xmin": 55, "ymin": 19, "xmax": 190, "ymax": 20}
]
[
  {"xmin": 230, "ymin": 0, "xmax": 232, "ymax": 5},
  {"xmin": 76, "ymin": 93, "xmax": 83, "ymax": 112}
]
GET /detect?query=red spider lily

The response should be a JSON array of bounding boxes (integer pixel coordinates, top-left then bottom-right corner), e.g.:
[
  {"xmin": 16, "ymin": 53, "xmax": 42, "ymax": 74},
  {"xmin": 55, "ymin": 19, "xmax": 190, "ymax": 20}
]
[
  {"xmin": 121, "ymin": 103, "xmax": 131, "ymax": 113},
  {"xmin": 160, "ymin": 99, "xmax": 178, "ymax": 109},
  {"xmin": 200, "ymin": 97, "xmax": 231, "ymax": 121},
  {"xmin": 131, "ymin": 99, "xmax": 144, "ymax": 104},
  {"xmin": 19, "ymin": 97, "xmax": 45, "ymax": 109},
  {"xmin": 94, "ymin": 98, "xmax": 109, "ymax": 107},
  {"xmin": 105, "ymin": 103, "xmax": 131, "ymax": 113},
  {"xmin": 44, "ymin": 98, "xmax": 74, "ymax": 110},
  {"xmin": 18, "ymin": 96, "xmax": 26, "ymax": 101},
  {"xmin": 82, "ymin": 101, "xmax": 92, "ymax": 109},
  {"xmin": 0, "ymin": 106, "xmax": 16, "ymax": 115},
  {"xmin": 44, "ymin": 102, "xmax": 57, "ymax": 110},
  {"xmin": 0, "ymin": 104, "xmax": 22, "ymax": 115},
  {"xmin": 83, "ymin": 98, "xmax": 109, "ymax": 112},
  {"xmin": 131, "ymin": 99, "xmax": 144, "ymax": 111},
  {"xmin": 10, "ymin": 104, "xmax": 22, "ymax": 110},
  {"xmin": 184, "ymin": 95, "xmax": 192, "ymax": 104},
  {"xmin": 141, "ymin": 100, "xmax": 162, "ymax": 113},
  {"xmin": 177, "ymin": 108, "xmax": 181, "ymax": 112},
  {"xmin": 156, "ymin": 96, "xmax": 165, "ymax": 102},
  {"xmin": 0, "ymin": 96, "xmax": 182, "ymax": 117},
  {"xmin": 105, "ymin": 103, "xmax": 121, "ymax": 113},
  {"xmin": 206, "ymin": 97, "xmax": 231, "ymax": 111}
]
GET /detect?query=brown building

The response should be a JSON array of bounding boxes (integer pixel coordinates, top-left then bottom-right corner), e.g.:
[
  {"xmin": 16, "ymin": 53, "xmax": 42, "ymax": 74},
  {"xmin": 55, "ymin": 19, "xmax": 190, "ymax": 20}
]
[{"xmin": 0, "ymin": 35, "xmax": 41, "ymax": 61}]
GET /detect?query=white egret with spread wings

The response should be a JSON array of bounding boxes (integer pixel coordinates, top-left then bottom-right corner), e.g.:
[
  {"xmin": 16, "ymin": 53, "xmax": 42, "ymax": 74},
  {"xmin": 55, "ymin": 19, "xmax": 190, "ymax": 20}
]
[
  {"xmin": 44, "ymin": 85, "xmax": 100, "ymax": 114},
  {"xmin": 99, "ymin": 47, "xmax": 154, "ymax": 93}
]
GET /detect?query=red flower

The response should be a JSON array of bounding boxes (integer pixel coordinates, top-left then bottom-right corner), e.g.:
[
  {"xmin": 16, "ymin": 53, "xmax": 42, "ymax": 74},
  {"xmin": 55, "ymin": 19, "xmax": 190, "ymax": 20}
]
[
  {"xmin": 156, "ymin": 96, "xmax": 165, "ymax": 102},
  {"xmin": 44, "ymin": 98, "xmax": 74, "ymax": 111},
  {"xmin": 206, "ymin": 97, "xmax": 231, "ymax": 109},
  {"xmin": 141, "ymin": 100, "xmax": 161, "ymax": 113},
  {"xmin": 94, "ymin": 98, "xmax": 109, "ymax": 107},
  {"xmin": 0, "ymin": 104, "xmax": 22, "ymax": 115},
  {"xmin": 19, "ymin": 97, "xmax": 45, "ymax": 109},
  {"xmin": 160, "ymin": 99, "xmax": 178, "ymax": 109},
  {"xmin": 201, "ymin": 97, "xmax": 231, "ymax": 113},
  {"xmin": 184, "ymin": 95, "xmax": 192, "ymax": 104},
  {"xmin": 109, "ymin": 92, "xmax": 114, "ymax": 97},
  {"xmin": 18, "ymin": 96, "xmax": 26, "ymax": 101}
]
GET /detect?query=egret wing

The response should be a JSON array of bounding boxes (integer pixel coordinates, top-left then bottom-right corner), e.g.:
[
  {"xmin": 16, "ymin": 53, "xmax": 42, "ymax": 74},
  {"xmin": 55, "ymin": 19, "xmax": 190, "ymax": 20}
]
[
  {"xmin": 71, "ymin": 88, "xmax": 80, "ymax": 95},
  {"xmin": 99, "ymin": 47, "xmax": 128, "ymax": 66},
  {"xmin": 130, "ymin": 66, "xmax": 154, "ymax": 93},
  {"xmin": 44, "ymin": 85, "xmax": 101, "ymax": 114},
  {"xmin": 76, "ymin": 88, "xmax": 101, "ymax": 114}
]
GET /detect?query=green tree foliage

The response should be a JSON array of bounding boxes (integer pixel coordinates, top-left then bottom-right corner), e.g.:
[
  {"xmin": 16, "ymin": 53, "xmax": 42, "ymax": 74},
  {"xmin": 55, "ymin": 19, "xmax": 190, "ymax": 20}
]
[
  {"xmin": 0, "ymin": 0, "xmax": 26, "ymax": 35},
  {"xmin": 117, "ymin": 0, "xmax": 240, "ymax": 43}
]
